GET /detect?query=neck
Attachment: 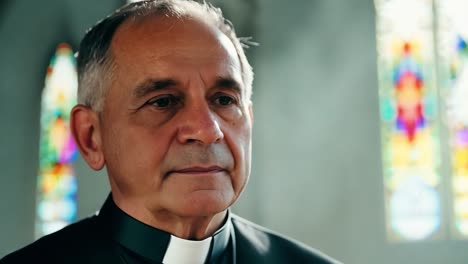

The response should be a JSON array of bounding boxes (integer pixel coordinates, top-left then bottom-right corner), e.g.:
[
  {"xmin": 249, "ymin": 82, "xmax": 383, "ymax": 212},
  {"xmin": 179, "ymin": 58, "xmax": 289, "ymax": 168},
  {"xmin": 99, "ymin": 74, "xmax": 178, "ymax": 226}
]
[{"xmin": 113, "ymin": 196, "xmax": 227, "ymax": 240}]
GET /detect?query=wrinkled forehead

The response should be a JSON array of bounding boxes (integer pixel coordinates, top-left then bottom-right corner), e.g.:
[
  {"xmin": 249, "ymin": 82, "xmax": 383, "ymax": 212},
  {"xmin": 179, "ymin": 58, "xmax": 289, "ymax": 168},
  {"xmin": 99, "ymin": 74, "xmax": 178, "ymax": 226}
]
[{"xmin": 110, "ymin": 14, "xmax": 241, "ymax": 71}]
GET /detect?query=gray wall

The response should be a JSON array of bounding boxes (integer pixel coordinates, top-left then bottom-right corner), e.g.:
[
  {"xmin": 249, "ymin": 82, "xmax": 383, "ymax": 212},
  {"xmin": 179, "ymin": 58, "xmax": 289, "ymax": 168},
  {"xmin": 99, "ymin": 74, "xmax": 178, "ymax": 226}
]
[
  {"xmin": 0, "ymin": 0, "xmax": 118, "ymax": 256},
  {"xmin": 1, "ymin": 0, "xmax": 467, "ymax": 263}
]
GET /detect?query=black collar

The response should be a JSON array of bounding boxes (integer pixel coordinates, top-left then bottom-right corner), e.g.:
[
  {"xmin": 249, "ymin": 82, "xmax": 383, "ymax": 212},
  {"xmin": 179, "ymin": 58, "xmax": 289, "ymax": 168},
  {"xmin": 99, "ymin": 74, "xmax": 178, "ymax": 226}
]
[{"xmin": 97, "ymin": 194, "xmax": 231, "ymax": 263}]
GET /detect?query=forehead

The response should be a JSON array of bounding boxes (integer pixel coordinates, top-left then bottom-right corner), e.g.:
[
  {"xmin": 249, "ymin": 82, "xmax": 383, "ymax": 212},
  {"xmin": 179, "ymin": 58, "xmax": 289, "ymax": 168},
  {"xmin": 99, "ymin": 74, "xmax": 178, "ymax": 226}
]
[{"xmin": 110, "ymin": 15, "xmax": 241, "ymax": 75}]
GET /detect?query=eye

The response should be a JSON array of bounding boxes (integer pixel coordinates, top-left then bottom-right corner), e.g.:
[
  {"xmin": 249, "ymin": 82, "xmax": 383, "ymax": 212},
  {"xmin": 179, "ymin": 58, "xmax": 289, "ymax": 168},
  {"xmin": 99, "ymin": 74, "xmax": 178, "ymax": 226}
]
[
  {"xmin": 214, "ymin": 95, "xmax": 237, "ymax": 106},
  {"xmin": 146, "ymin": 95, "xmax": 179, "ymax": 109}
]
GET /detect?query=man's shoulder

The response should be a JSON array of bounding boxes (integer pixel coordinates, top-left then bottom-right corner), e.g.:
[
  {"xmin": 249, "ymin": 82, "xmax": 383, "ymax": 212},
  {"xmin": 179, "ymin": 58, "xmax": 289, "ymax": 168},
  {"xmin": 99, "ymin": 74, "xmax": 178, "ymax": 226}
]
[
  {"xmin": 1, "ymin": 215, "xmax": 106, "ymax": 263},
  {"xmin": 231, "ymin": 214, "xmax": 341, "ymax": 264}
]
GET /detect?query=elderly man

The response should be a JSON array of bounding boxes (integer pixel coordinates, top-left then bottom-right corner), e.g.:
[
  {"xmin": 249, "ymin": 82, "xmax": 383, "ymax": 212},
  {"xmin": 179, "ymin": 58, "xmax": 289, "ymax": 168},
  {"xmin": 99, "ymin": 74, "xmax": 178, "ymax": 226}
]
[{"xmin": 1, "ymin": 0, "xmax": 339, "ymax": 263}]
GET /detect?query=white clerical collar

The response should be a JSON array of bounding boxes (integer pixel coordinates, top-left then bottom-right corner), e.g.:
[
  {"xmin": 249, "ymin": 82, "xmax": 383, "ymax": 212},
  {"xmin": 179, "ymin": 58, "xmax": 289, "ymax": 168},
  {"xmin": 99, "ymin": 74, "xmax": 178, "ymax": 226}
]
[
  {"xmin": 163, "ymin": 235, "xmax": 212, "ymax": 264},
  {"xmin": 163, "ymin": 212, "xmax": 232, "ymax": 264}
]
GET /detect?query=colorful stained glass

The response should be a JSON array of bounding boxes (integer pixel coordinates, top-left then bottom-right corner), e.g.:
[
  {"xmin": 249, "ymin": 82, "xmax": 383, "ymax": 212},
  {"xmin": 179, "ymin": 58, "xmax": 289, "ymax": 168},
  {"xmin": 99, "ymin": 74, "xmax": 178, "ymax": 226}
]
[
  {"xmin": 35, "ymin": 43, "xmax": 78, "ymax": 238},
  {"xmin": 375, "ymin": 0, "xmax": 443, "ymax": 241},
  {"xmin": 437, "ymin": 0, "xmax": 468, "ymax": 239}
]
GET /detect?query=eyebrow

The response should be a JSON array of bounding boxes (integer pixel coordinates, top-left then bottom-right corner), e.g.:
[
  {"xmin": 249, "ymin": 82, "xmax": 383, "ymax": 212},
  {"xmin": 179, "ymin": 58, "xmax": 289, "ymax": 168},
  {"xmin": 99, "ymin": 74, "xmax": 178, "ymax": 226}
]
[
  {"xmin": 133, "ymin": 79, "xmax": 178, "ymax": 99},
  {"xmin": 132, "ymin": 76, "xmax": 243, "ymax": 99},
  {"xmin": 214, "ymin": 77, "xmax": 242, "ymax": 93}
]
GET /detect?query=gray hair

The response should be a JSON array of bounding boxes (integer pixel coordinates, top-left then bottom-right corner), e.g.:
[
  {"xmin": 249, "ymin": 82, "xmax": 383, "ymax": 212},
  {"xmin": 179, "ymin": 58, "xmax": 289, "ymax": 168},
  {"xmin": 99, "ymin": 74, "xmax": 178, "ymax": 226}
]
[{"xmin": 77, "ymin": 0, "xmax": 254, "ymax": 111}]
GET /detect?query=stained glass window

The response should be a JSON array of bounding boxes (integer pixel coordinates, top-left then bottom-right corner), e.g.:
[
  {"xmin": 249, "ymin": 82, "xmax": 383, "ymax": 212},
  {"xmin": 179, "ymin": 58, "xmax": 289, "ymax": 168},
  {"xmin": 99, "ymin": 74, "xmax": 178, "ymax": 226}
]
[
  {"xmin": 376, "ymin": 0, "xmax": 468, "ymax": 241},
  {"xmin": 375, "ymin": 0, "xmax": 443, "ymax": 241},
  {"xmin": 35, "ymin": 43, "xmax": 78, "ymax": 238},
  {"xmin": 437, "ymin": 0, "xmax": 468, "ymax": 239}
]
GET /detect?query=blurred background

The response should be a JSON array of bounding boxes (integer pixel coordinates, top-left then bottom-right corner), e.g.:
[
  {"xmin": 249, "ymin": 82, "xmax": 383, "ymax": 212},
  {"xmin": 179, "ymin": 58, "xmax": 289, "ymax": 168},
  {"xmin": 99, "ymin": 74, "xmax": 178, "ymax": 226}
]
[{"xmin": 1, "ymin": 0, "xmax": 468, "ymax": 263}]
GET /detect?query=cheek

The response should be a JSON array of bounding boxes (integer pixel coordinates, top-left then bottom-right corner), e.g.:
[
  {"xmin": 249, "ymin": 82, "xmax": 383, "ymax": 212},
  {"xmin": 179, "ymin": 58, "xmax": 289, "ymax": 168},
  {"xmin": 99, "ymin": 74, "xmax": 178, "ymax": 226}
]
[
  {"xmin": 125, "ymin": 127, "xmax": 173, "ymax": 172},
  {"xmin": 102, "ymin": 117, "xmax": 174, "ymax": 185},
  {"xmin": 224, "ymin": 116, "xmax": 252, "ymax": 186}
]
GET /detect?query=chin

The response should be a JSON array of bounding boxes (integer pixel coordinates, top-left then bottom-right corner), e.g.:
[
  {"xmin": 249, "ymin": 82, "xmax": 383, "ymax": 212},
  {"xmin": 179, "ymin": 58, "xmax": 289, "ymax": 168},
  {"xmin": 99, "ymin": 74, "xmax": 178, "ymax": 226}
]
[{"xmin": 173, "ymin": 190, "xmax": 233, "ymax": 217}]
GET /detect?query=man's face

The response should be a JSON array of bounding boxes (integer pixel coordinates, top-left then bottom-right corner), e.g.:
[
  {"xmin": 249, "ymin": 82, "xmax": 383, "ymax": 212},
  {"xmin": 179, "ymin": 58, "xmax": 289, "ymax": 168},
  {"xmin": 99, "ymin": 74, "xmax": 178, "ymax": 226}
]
[{"xmin": 99, "ymin": 16, "xmax": 252, "ymax": 217}]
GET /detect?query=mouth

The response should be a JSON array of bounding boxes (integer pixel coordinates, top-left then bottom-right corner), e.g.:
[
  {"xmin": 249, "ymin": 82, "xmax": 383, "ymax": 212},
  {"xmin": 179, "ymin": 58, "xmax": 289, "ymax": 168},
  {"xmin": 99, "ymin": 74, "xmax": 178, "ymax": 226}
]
[{"xmin": 173, "ymin": 166, "xmax": 225, "ymax": 174}]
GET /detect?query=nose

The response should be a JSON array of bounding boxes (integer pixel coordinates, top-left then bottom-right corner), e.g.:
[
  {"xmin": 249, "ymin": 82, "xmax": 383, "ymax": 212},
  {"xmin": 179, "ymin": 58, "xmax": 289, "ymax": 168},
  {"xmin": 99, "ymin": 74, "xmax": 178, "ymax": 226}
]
[{"xmin": 176, "ymin": 103, "xmax": 224, "ymax": 145}]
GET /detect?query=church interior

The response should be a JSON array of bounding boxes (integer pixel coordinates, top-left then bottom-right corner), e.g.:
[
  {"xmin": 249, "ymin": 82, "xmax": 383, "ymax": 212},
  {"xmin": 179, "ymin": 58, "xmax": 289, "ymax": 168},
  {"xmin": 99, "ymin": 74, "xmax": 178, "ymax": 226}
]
[{"xmin": 1, "ymin": 0, "xmax": 468, "ymax": 263}]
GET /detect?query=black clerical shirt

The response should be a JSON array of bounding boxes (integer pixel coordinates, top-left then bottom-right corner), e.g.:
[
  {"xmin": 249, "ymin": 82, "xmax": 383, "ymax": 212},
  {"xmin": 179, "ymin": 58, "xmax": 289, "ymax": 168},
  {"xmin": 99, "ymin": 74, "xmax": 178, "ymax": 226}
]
[
  {"xmin": 1, "ymin": 194, "xmax": 341, "ymax": 264},
  {"xmin": 98, "ymin": 195, "xmax": 233, "ymax": 264}
]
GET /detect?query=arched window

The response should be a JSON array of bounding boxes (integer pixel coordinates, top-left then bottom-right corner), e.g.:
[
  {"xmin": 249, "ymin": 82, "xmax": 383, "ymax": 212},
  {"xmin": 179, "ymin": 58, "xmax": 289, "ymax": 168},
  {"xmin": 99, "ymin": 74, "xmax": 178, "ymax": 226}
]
[
  {"xmin": 35, "ymin": 43, "xmax": 78, "ymax": 238},
  {"xmin": 376, "ymin": 0, "xmax": 468, "ymax": 241}
]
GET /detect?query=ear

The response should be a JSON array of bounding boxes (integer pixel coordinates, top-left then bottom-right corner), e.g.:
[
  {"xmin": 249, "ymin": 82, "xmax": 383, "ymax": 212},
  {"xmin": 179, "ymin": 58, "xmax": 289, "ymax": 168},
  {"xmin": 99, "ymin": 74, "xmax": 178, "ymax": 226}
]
[{"xmin": 70, "ymin": 105, "xmax": 105, "ymax": 170}]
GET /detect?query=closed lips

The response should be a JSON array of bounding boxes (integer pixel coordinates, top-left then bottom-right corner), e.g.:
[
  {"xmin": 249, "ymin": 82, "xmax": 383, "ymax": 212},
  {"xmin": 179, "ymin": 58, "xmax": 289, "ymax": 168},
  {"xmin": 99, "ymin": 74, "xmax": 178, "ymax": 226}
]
[{"xmin": 173, "ymin": 166, "xmax": 225, "ymax": 174}]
